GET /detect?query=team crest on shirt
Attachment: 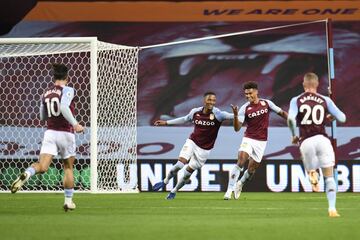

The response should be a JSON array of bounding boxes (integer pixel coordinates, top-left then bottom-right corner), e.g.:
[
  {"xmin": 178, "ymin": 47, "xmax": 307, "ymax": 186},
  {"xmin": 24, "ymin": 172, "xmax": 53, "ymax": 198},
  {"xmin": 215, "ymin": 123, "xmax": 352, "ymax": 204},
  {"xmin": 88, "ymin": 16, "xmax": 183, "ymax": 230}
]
[
  {"xmin": 209, "ymin": 113, "xmax": 214, "ymax": 120},
  {"xmin": 260, "ymin": 101, "xmax": 266, "ymax": 106}
]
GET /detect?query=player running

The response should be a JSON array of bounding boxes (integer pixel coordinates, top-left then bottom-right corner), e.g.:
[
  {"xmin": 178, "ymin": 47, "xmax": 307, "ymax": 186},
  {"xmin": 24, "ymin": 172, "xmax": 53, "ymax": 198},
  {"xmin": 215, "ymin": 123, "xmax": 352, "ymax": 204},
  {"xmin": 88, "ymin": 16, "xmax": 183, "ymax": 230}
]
[
  {"xmin": 224, "ymin": 81, "xmax": 288, "ymax": 200},
  {"xmin": 11, "ymin": 63, "xmax": 84, "ymax": 212},
  {"xmin": 287, "ymin": 72, "xmax": 346, "ymax": 217},
  {"xmin": 152, "ymin": 91, "xmax": 234, "ymax": 199}
]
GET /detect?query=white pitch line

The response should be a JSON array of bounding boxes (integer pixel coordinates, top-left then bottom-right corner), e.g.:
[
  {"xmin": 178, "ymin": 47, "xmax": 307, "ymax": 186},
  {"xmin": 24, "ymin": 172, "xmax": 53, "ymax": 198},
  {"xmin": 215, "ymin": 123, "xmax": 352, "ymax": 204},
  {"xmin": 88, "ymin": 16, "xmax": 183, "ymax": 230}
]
[{"xmin": 2, "ymin": 206, "xmax": 358, "ymax": 211}]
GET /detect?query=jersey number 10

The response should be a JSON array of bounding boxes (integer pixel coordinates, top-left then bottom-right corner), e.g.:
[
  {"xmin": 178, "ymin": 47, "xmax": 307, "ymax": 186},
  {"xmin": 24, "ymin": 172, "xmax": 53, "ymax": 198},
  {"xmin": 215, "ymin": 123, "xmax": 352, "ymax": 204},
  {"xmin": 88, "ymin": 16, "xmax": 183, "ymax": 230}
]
[{"xmin": 45, "ymin": 98, "xmax": 61, "ymax": 117}]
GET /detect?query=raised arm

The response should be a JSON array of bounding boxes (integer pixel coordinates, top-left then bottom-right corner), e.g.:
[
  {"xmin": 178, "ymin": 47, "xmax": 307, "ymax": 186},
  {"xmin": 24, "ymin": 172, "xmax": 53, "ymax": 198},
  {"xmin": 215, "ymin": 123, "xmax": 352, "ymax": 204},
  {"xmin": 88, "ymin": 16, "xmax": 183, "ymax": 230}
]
[{"xmin": 231, "ymin": 104, "xmax": 244, "ymax": 132}]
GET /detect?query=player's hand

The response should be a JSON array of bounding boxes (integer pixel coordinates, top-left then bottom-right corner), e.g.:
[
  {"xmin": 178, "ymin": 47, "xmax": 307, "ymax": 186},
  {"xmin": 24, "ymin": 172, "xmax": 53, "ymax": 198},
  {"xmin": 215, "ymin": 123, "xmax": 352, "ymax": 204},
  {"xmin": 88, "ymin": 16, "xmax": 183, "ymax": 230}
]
[
  {"xmin": 231, "ymin": 104, "xmax": 239, "ymax": 116},
  {"xmin": 154, "ymin": 120, "xmax": 167, "ymax": 126},
  {"xmin": 326, "ymin": 114, "xmax": 335, "ymax": 122},
  {"xmin": 291, "ymin": 136, "xmax": 300, "ymax": 145},
  {"xmin": 74, "ymin": 123, "xmax": 84, "ymax": 133},
  {"xmin": 327, "ymin": 86, "xmax": 332, "ymax": 95}
]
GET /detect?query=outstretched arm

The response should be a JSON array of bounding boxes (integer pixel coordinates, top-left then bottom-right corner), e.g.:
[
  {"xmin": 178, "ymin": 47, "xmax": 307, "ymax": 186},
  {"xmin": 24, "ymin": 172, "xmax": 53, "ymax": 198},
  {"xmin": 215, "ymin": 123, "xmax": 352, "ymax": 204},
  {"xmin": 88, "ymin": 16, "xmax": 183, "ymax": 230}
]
[
  {"xmin": 277, "ymin": 110, "xmax": 288, "ymax": 120},
  {"xmin": 154, "ymin": 117, "xmax": 188, "ymax": 126},
  {"xmin": 267, "ymin": 99, "xmax": 297, "ymax": 143},
  {"xmin": 231, "ymin": 104, "xmax": 243, "ymax": 132},
  {"xmin": 154, "ymin": 120, "xmax": 167, "ymax": 126},
  {"xmin": 267, "ymin": 99, "xmax": 288, "ymax": 120},
  {"xmin": 153, "ymin": 108, "xmax": 198, "ymax": 126}
]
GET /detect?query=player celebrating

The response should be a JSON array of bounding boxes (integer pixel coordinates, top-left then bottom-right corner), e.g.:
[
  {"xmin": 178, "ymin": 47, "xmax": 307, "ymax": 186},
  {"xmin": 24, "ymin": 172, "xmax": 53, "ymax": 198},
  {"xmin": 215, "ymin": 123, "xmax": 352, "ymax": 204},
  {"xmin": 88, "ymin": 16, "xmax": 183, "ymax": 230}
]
[
  {"xmin": 152, "ymin": 91, "xmax": 233, "ymax": 199},
  {"xmin": 287, "ymin": 72, "xmax": 346, "ymax": 217},
  {"xmin": 11, "ymin": 63, "xmax": 84, "ymax": 212},
  {"xmin": 224, "ymin": 81, "xmax": 288, "ymax": 200}
]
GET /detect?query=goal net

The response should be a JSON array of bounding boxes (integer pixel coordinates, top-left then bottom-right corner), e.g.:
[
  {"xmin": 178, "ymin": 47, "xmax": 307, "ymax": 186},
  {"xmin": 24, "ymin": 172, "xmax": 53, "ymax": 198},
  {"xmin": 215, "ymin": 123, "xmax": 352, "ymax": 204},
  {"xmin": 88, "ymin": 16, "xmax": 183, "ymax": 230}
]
[{"xmin": 0, "ymin": 38, "xmax": 138, "ymax": 193}]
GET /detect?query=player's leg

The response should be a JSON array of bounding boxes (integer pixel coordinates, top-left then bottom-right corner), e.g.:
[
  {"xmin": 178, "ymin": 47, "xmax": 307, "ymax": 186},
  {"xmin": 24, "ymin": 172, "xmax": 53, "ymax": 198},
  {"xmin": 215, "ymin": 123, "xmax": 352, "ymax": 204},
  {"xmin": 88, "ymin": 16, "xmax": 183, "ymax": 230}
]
[
  {"xmin": 317, "ymin": 136, "xmax": 339, "ymax": 217},
  {"xmin": 59, "ymin": 132, "xmax": 77, "ymax": 211},
  {"xmin": 11, "ymin": 153, "xmax": 54, "ymax": 193},
  {"xmin": 239, "ymin": 158, "xmax": 260, "ymax": 184},
  {"xmin": 166, "ymin": 143, "xmax": 209, "ymax": 199},
  {"xmin": 308, "ymin": 169, "xmax": 320, "ymax": 192},
  {"xmin": 234, "ymin": 138, "xmax": 266, "ymax": 200},
  {"xmin": 224, "ymin": 151, "xmax": 248, "ymax": 200},
  {"xmin": 234, "ymin": 158, "xmax": 260, "ymax": 199},
  {"xmin": 300, "ymin": 139, "xmax": 321, "ymax": 191},
  {"xmin": 153, "ymin": 157, "xmax": 187, "ymax": 191},
  {"xmin": 11, "ymin": 131, "xmax": 58, "ymax": 193},
  {"xmin": 322, "ymin": 166, "xmax": 339, "ymax": 217},
  {"xmin": 225, "ymin": 138, "xmax": 253, "ymax": 199},
  {"xmin": 166, "ymin": 165, "xmax": 194, "ymax": 200},
  {"xmin": 63, "ymin": 156, "xmax": 76, "ymax": 211},
  {"xmin": 165, "ymin": 157, "xmax": 188, "ymax": 184},
  {"xmin": 153, "ymin": 139, "xmax": 193, "ymax": 191}
]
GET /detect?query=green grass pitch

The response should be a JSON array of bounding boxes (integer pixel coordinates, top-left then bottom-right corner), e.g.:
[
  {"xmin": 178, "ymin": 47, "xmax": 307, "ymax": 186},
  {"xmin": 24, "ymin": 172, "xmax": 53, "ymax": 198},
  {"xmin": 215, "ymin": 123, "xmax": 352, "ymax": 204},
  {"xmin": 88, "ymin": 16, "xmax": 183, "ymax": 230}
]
[{"xmin": 0, "ymin": 192, "xmax": 359, "ymax": 240}]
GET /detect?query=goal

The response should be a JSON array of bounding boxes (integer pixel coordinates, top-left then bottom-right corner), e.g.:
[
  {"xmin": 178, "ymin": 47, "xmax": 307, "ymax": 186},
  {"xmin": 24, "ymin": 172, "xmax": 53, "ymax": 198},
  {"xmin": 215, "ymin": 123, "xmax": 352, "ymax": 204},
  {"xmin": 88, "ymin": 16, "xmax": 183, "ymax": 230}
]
[{"xmin": 0, "ymin": 37, "xmax": 138, "ymax": 193}]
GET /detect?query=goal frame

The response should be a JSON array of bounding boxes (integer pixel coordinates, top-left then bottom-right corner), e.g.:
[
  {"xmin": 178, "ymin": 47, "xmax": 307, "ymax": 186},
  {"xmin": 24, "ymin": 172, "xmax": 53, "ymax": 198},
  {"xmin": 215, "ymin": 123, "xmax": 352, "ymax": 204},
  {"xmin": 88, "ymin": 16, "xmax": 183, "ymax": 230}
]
[{"xmin": 0, "ymin": 37, "xmax": 130, "ymax": 193}]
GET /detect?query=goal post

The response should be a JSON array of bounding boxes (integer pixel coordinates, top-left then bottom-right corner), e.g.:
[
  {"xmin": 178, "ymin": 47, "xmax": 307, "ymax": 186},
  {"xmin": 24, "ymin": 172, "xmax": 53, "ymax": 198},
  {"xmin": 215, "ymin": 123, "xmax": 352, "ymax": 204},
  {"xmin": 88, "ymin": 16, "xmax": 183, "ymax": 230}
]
[
  {"xmin": 0, "ymin": 37, "xmax": 138, "ymax": 193},
  {"xmin": 90, "ymin": 38, "xmax": 98, "ymax": 193}
]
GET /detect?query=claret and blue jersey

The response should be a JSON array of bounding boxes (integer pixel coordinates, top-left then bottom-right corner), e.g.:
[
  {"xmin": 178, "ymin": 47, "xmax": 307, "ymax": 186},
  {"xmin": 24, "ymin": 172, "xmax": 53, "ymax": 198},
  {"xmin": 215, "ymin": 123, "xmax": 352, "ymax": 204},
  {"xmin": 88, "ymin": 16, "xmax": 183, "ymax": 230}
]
[
  {"xmin": 238, "ymin": 99, "xmax": 282, "ymax": 141},
  {"xmin": 167, "ymin": 106, "xmax": 233, "ymax": 150},
  {"xmin": 288, "ymin": 92, "xmax": 346, "ymax": 141},
  {"xmin": 41, "ymin": 85, "xmax": 76, "ymax": 133}
]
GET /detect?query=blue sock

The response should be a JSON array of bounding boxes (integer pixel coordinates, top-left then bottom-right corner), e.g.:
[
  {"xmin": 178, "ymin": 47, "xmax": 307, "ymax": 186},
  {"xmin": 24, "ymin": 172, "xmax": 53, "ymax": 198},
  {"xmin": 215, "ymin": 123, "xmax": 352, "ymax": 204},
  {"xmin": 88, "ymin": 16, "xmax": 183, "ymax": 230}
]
[
  {"xmin": 25, "ymin": 167, "xmax": 36, "ymax": 177},
  {"xmin": 325, "ymin": 177, "xmax": 336, "ymax": 211},
  {"xmin": 64, "ymin": 188, "xmax": 74, "ymax": 198}
]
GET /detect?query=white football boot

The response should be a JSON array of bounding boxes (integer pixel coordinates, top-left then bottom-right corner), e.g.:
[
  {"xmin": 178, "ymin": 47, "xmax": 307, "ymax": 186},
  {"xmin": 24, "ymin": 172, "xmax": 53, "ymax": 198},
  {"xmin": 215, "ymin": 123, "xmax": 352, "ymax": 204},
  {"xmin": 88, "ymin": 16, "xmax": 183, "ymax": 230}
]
[
  {"xmin": 63, "ymin": 201, "xmax": 76, "ymax": 212},
  {"xmin": 10, "ymin": 172, "xmax": 30, "ymax": 193},
  {"xmin": 223, "ymin": 190, "xmax": 233, "ymax": 200},
  {"xmin": 234, "ymin": 181, "xmax": 243, "ymax": 200},
  {"xmin": 328, "ymin": 209, "xmax": 340, "ymax": 218}
]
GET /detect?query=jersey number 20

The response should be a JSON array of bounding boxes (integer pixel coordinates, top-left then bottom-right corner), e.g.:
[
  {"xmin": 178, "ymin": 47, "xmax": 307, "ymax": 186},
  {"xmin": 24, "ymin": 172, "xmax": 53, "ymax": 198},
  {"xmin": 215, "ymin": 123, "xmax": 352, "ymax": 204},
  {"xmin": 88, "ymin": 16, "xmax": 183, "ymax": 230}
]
[
  {"xmin": 299, "ymin": 104, "xmax": 324, "ymax": 125},
  {"xmin": 45, "ymin": 98, "xmax": 61, "ymax": 117}
]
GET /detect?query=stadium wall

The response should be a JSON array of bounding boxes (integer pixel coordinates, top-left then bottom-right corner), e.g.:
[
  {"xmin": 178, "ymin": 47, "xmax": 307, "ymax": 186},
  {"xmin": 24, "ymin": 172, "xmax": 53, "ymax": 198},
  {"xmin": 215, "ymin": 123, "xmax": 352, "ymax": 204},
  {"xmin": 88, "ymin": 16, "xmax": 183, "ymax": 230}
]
[
  {"xmin": 138, "ymin": 159, "xmax": 360, "ymax": 192},
  {"xmin": 1, "ymin": 1, "xmax": 359, "ymax": 192},
  {"xmin": 1, "ymin": 127, "xmax": 359, "ymax": 192}
]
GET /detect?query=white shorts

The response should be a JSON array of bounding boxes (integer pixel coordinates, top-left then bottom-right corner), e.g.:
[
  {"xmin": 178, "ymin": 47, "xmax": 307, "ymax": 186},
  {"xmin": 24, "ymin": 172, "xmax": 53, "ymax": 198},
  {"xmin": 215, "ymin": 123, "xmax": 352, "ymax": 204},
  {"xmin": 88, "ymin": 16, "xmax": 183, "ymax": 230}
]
[
  {"xmin": 40, "ymin": 129, "xmax": 76, "ymax": 159},
  {"xmin": 300, "ymin": 135, "xmax": 335, "ymax": 171},
  {"xmin": 179, "ymin": 139, "xmax": 211, "ymax": 170},
  {"xmin": 239, "ymin": 137, "xmax": 267, "ymax": 163}
]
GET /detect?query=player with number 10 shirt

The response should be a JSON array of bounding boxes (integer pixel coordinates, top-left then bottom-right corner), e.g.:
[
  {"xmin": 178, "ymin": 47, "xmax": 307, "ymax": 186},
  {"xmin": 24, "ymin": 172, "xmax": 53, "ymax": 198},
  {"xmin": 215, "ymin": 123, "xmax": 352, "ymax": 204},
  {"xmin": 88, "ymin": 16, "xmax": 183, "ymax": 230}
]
[
  {"xmin": 43, "ymin": 85, "xmax": 76, "ymax": 133},
  {"xmin": 11, "ymin": 63, "xmax": 84, "ymax": 212}
]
